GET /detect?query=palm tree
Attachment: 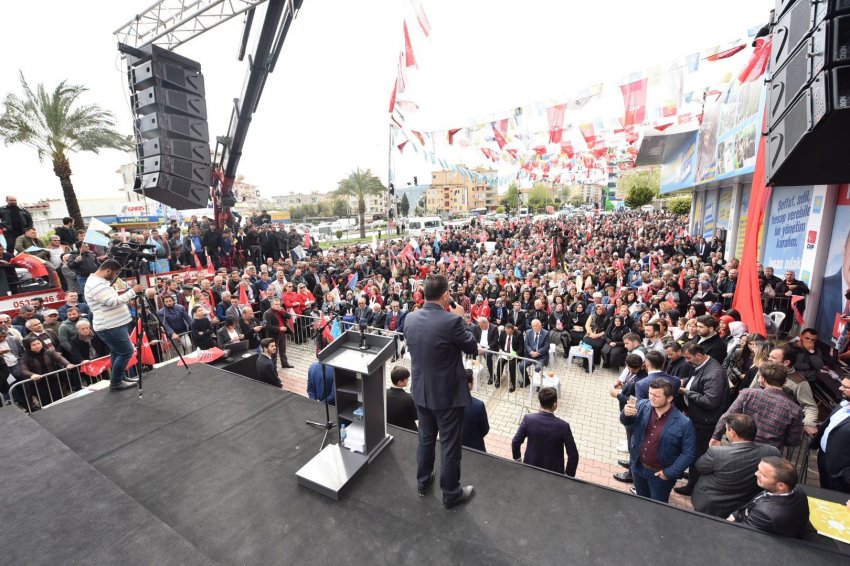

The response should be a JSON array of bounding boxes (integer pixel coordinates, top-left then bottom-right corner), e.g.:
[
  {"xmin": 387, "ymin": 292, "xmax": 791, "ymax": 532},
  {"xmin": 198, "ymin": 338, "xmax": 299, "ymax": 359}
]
[
  {"xmin": 0, "ymin": 72, "xmax": 132, "ymax": 229},
  {"xmin": 336, "ymin": 168, "xmax": 386, "ymax": 239}
]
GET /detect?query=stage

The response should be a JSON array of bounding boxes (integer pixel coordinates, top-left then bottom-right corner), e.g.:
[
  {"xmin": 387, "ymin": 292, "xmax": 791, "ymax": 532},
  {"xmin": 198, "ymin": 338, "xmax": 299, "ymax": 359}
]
[{"xmin": 1, "ymin": 362, "xmax": 845, "ymax": 565}]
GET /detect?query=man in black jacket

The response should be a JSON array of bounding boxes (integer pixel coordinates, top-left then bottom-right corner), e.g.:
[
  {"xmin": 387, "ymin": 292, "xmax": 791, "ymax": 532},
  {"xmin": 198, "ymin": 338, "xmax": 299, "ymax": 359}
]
[
  {"xmin": 512, "ymin": 387, "xmax": 579, "ymax": 477},
  {"xmin": 814, "ymin": 375, "xmax": 850, "ymax": 493},
  {"xmin": 386, "ymin": 367, "xmax": 418, "ymax": 432},
  {"xmin": 255, "ymin": 338, "xmax": 282, "ymax": 388},
  {"xmin": 729, "ymin": 456, "xmax": 810, "ymax": 538},
  {"xmin": 471, "ymin": 317, "xmax": 499, "ymax": 380},
  {"xmin": 664, "ymin": 342, "xmax": 693, "ymax": 380},
  {"xmin": 675, "ymin": 343, "xmax": 729, "ymax": 496},
  {"xmin": 695, "ymin": 315, "xmax": 727, "ymax": 363},
  {"xmin": 263, "ymin": 299, "xmax": 293, "ymax": 369},
  {"xmin": 0, "ymin": 196, "xmax": 33, "ymax": 251},
  {"xmin": 55, "ymin": 217, "xmax": 76, "ymax": 247},
  {"xmin": 495, "ymin": 323, "xmax": 523, "ymax": 390}
]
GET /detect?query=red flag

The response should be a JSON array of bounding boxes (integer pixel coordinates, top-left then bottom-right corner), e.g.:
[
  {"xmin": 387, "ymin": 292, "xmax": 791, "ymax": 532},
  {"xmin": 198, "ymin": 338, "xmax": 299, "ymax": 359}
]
[
  {"xmin": 739, "ymin": 37, "xmax": 772, "ymax": 83},
  {"xmin": 397, "ymin": 140, "xmax": 408, "ymax": 153},
  {"xmin": 491, "ymin": 118, "xmax": 509, "ymax": 149},
  {"xmin": 620, "ymin": 78, "xmax": 648, "ymax": 127},
  {"xmin": 534, "ymin": 145, "xmax": 547, "ymax": 156},
  {"xmin": 239, "ymin": 282, "xmax": 249, "ymax": 305},
  {"xmin": 560, "ymin": 141, "xmax": 575, "ymax": 158},
  {"xmin": 320, "ymin": 314, "xmax": 335, "ymax": 344},
  {"xmin": 546, "ymin": 103, "xmax": 567, "ymax": 143},
  {"xmin": 790, "ymin": 295, "xmax": 807, "ymax": 327},
  {"xmin": 80, "ymin": 356, "xmax": 111, "ymax": 377},
  {"xmin": 448, "ymin": 128, "xmax": 461, "ymax": 145},
  {"xmin": 507, "ymin": 149, "xmax": 518, "ymax": 159},
  {"xmin": 205, "ymin": 256, "xmax": 215, "ymax": 276},
  {"xmin": 178, "ymin": 347, "xmax": 226, "ymax": 367},
  {"xmin": 411, "ymin": 130, "xmax": 425, "ymax": 145},
  {"xmin": 192, "ymin": 251, "xmax": 203, "ymax": 269},
  {"xmin": 287, "ymin": 308, "xmax": 296, "ymax": 333},
  {"xmin": 403, "ymin": 21, "xmax": 417, "ymax": 68},
  {"xmin": 678, "ymin": 269, "xmax": 685, "ymax": 290},
  {"xmin": 411, "ymin": 0, "xmax": 431, "ymax": 37},
  {"xmin": 733, "ymin": 107, "xmax": 770, "ymax": 336},
  {"xmin": 10, "ymin": 253, "xmax": 48, "ymax": 278}
]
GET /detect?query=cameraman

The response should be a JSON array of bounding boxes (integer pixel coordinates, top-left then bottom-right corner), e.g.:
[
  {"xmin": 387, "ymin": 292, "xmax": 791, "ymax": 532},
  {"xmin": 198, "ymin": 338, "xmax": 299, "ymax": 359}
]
[
  {"xmin": 68, "ymin": 243, "xmax": 100, "ymax": 301},
  {"xmin": 84, "ymin": 259, "xmax": 145, "ymax": 391}
]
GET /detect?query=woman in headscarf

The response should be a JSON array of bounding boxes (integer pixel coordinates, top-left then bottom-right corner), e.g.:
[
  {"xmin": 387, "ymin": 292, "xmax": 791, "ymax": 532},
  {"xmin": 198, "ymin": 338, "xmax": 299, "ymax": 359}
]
[
  {"xmin": 600, "ymin": 315, "xmax": 630, "ymax": 369},
  {"xmin": 563, "ymin": 301, "xmax": 590, "ymax": 353},
  {"xmin": 19, "ymin": 335, "xmax": 76, "ymax": 409},
  {"xmin": 582, "ymin": 303, "xmax": 610, "ymax": 368}
]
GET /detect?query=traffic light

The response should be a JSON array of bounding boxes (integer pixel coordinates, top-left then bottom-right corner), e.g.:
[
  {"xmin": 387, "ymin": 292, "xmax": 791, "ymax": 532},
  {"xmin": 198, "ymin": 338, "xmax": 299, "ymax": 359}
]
[{"xmin": 413, "ymin": 176, "xmax": 418, "ymax": 185}]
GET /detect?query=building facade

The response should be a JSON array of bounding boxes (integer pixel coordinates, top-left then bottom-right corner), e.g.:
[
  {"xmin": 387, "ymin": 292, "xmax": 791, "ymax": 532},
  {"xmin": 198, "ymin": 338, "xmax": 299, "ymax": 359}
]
[{"xmin": 427, "ymin": 167, "xmax": 497, "ymax": 214}]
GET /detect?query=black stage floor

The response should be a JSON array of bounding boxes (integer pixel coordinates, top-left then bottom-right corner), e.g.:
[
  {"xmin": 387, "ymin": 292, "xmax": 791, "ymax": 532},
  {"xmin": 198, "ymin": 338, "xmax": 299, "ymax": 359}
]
[{"xmin": 2, "ymin": 362, "xmax": 843, "ymax": 565}]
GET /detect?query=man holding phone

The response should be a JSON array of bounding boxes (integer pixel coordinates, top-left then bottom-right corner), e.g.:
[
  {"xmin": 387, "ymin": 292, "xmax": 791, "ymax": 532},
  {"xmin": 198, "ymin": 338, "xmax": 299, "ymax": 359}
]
[{"xmin": 621, "ymin": 378, "xmax": 697, "ymax": 502}]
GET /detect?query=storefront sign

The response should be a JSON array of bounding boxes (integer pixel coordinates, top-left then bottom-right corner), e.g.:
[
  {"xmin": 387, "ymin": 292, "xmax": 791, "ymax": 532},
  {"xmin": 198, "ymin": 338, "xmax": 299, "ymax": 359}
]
[{"xmin": 762, "ymin": 186, "xmax": 813, "ymax": 273}]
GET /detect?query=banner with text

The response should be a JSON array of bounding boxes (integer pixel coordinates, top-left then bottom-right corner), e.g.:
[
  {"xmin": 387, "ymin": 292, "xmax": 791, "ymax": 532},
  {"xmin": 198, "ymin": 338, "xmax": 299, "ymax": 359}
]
[
  {"xmin": 762, "ymin": 186, "xmax": 813, "ymax": 274},
  {"xmin": 815, "ymin": 186, "xmax": 850, "ymax": 340}
]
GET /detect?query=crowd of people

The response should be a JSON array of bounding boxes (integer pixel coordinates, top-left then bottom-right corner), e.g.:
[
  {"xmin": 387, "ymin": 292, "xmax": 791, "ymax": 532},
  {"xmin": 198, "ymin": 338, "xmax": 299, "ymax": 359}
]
[{"xmin": 1, "ymin": 199, "xmax": 849, "ymax": 536}]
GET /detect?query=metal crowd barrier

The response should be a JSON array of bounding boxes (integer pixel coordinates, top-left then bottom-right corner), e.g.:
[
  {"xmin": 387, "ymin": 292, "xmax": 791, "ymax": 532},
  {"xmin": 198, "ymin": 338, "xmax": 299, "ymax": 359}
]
[{"xmin": 8, "ymin": 364, "xmax": 110, "ymax": 414}]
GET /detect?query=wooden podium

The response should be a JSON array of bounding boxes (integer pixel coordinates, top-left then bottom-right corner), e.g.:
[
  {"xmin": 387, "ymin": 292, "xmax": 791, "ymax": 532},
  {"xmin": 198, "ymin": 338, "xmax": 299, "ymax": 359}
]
[{"xmin": 295, "ymin": 329, "xmax": 395, "ymax": 500}]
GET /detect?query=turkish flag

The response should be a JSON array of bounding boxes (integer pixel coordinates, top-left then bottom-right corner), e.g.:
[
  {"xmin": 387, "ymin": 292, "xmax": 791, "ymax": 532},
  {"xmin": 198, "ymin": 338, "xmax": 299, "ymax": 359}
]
[
  {"xmin": 546, "ymin": 104, "xmax": 566, "ymax": 144},
  {"xmin": 403, "ymin": 21, "xmax": 417, "ymax": 68},
  {"xmin": 80, "ymin": 356, "xmax": 111, "ymax": 377},
  {"xmin": 492, "ymin": 119, "xmax": 509, "ymax": 149}
]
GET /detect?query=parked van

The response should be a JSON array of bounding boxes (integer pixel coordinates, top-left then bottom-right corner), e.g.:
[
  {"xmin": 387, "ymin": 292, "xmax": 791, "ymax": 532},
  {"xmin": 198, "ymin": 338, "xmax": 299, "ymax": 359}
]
[{"xmin": 408, "ymin": 216, "xmax": 444, "ymax": 237}]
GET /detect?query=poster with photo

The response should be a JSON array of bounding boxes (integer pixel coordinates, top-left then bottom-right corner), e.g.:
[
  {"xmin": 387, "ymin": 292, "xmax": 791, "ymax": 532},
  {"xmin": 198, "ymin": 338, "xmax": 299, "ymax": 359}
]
[{"xmin": 815, "ymin": 187, "xmax": 850, "ymax": 340}]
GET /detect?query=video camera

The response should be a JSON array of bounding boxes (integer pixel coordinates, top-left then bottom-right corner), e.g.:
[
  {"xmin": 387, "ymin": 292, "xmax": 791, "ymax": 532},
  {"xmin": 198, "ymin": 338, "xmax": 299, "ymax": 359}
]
[{"xmin": 109, "ymin": 241, "xmax": 158, "ymax": 272}]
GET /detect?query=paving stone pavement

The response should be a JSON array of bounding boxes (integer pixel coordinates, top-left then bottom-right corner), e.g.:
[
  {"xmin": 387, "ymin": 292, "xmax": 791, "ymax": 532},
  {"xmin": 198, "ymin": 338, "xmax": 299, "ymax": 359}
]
[{"xmin": 276, "ymin": 335, "xmax": 694, "ymax": 509}]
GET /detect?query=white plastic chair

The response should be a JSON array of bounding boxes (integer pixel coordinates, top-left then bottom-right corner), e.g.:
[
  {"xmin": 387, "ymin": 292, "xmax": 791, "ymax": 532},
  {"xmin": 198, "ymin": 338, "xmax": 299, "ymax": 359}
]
[{"xmin": 768, "ymin": 311, "xmax": 786, "ymax": 338}]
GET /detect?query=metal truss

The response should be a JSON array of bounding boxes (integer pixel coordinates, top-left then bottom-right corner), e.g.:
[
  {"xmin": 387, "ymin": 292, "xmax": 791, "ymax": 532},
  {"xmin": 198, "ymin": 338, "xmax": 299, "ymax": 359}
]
[{"xmin": 114, "ymin": 0, "xmax": 269, "ymax": 50}]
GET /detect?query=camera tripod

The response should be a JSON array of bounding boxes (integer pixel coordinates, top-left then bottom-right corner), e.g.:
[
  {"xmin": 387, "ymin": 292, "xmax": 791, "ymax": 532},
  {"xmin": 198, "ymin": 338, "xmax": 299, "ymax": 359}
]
[{"xmin": 117, "ymin": 256, "xmax": 191, "ymax": 397}]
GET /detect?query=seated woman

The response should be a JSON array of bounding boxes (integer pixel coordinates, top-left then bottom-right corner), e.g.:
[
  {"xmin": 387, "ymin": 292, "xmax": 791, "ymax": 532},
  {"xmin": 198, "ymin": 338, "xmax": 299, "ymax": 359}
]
[
  {"xmin": 600, "ymin": 316, "xmax": 629, "ymax": 368},
  {"xmin": 581, "ymin": 303, "xmax": 610, "ymax": 368},
  {"xmin": 216, "ymin": 316, "xmax": 244, "ymax": 347},
  {"xmin": 562, "ymin": 301, "xmax": 589, "ymax": 354},
  {"xmin": 17, "ymin": 335, "xmax": 76, "ymax": 410}
]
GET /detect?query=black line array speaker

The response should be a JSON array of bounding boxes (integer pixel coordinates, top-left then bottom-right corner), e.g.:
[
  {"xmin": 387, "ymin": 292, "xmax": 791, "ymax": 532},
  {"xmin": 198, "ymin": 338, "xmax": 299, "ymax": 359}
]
[
  {"xmin": 767, "ymin": 0, "xmax": 850, "ymax": 185},
  {"xmin": 127, "ymin": 46, "xmax": 211, "ymax": 210}
]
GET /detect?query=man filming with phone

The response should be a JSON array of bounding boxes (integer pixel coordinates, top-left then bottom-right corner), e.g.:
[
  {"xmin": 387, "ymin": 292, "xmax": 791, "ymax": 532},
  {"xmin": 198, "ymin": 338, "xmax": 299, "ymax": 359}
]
[
  {"xmin": 84, "ymin": 259, "xmax": 145, "ymax": 391},
  {"xmin": 621, "ymin": 378, "xmax": 697, "ymax": 502}
]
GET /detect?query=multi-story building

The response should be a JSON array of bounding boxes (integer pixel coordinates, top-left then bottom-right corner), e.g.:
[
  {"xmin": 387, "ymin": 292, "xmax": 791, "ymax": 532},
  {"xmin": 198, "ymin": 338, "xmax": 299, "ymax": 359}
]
[
  {"xmin": 427, "ymin": 166, "xmax": 497, "ymax": 214},
  {"xmin": 271, "ymin": 191, "xmax": 328, "ymax": 209},
  {"xmin": 349, "ymin": 193, "xmax": 388, "ymax": 221}
]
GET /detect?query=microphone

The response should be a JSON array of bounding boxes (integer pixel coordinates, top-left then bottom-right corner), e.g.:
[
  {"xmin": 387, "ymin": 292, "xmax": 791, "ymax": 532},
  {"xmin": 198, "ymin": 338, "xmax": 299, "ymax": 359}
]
[{"xmin": 358, "ymin": 318, "xmax": 369, "ymax": 350}]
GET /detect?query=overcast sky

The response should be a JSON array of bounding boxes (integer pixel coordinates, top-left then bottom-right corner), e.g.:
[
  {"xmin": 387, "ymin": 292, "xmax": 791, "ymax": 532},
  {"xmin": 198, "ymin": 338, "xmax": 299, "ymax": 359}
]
[{"xmin": 0, "ymin": 0, "xmax": 772, "ymax": 205}]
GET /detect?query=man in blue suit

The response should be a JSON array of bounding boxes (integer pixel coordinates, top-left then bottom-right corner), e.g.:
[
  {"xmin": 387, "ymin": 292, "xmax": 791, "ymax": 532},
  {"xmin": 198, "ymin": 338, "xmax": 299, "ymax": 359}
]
[
  {"xmin": 621, "ymin": 377, "xmax": 697, "ymax": 502},
  {"xmin": 518, "ymin": 318, "xmax": 549, "ymax": 386},
  {"xmin": 635, "ymin": 350, "xmax": 680, "ymax": 401},
  {"xmin": 512, "ymin": 387, "xmax": 579, "ymax": 476},
  {"xmin": 814, "ymin": 230, "xmax": 849, "ymax": 340},
  {"xmin": 404, "ymin": 274, "xmax": 481, "ymax": 509},
  {"xmin": 306, "ymin": 360, "xmax": 335, "ymax": 406}
]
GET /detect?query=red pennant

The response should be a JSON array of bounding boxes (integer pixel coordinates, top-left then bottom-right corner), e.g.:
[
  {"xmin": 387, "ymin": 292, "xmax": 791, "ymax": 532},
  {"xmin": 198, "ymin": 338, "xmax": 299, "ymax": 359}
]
[
  {"xmin": 546, "ymin": 103, "xmax": 566, "ymax": 144},
  {"xmin": 239, "ymin": 282, "xmax": 249, "ymax": 305},
  {"xmin": 411, "ymin": 130, "xmax": 425, "ymax": 145},
  {"xmin": 403, "ymin": 21, "xmax": 417, "ymax": 68},
  {"xmin": 491, "ymin": 119, "xmax": 509, "ymax": 149},
  {"xmin": 507, "ymin": 149, "xmax": 518, "ymax": 159},
  {"xmin": 448, "ymin": 128, "xmax": 461, "ymax": 145},
  {"xmin": 397, "ymin": 140, "xmax": 408, "ymax": 153},
  {"xmin": 620, "ymin": 78, "xmax": 648, "ymax": 127},
  {"xmin": 560, "ymin": 141, "xmax": 575, "ymax": 158},
  {"xmin": 388, "ymin": 79, "xmax": 398, "ymax": 113},
  {"xmin": 533, "ymin": 146, "xmax": 546, "ymax": 156},
  {"xmin": 705, "ymin": 44, "xmax": 746, "ymax": 61},
  {"xmin": 578, "ymin": 122, "xmax": 596, "ymax": 146}
]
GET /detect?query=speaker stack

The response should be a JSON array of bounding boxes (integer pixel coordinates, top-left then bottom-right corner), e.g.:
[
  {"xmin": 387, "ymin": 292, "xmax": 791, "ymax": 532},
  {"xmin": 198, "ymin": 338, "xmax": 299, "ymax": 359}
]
[
  {"xmin": 766, "ymin": 0, "xmax": 850, "ymax": 185},
  {"xmin": 126, "ymin": 46, "xmax": 212, "ymax": 210}
]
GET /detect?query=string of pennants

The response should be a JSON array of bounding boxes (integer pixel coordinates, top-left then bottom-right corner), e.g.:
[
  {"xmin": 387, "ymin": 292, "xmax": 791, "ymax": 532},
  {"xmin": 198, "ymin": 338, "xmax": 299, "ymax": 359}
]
[{"xmin": 389, "ymin": 4, "xmax": 769, "ymax": 186}]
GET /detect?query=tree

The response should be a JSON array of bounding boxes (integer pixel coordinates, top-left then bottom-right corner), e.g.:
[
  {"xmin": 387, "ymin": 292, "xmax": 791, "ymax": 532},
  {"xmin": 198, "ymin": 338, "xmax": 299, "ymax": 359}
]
[
  {"xmin": 619, "ymin": 169, "xmax": 660, "ymax": 209},
  {"xmin": 399, "ymin": 193, "xmax": 410, "ymax": 217},
  {"xmin": 569, "ymin": 195, "xmax": 585, "ymax": 207},
  {"xmin": 331, "ymin": 198, "xmax": 349, "ymax": 218},
  {"xmin": 0, "ymin": 72, "xmax": 132, "ymax": 229},
  {"xmin": 527, "ymin": 183, "xmax": 553, "ymax": 212},
  {"xmin": 667, "ymin": 194, "xmax": 692, "ymax": 215},
  {"xmin": 336, "ymin": 168, "xmax": 385, "ymax": 238},
  {"xmin": 501, "ymin": 183, "xmax": 520, "ymax": 213}
]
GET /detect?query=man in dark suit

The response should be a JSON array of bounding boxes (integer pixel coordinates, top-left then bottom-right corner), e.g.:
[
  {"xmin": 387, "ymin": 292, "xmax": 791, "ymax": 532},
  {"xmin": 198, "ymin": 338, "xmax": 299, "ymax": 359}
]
[
  {"xmin": 692, "ymin": 413, "xmax": 780, "ymax": 517},
  {"xmin": 495, "ymin": 323, "xmax": 523, "ymax": 391},
  {"xmin": 814, "ymin": 267, "xmax": 844, "ymax": 341},
  {"xmin": 386, "ymin": 367, "xmax": 418, "ymax": 432},
  {"xmin": 367, "ymin": 303, "xmax": 386, "ymax": 330},
  {"xmin": 385, "ymin": 301, "xmax": 407, "ymax": 361},
  {"xmin": 307, "ymin": 360, "xmax": 335, "ymax": 406},
  {"xmin": 471, "ymin": 317, "xmax": 499, "ymax": 379},
  {"xmin": 675, "ymin": 342, "xmax": 729, "ymax": 496},
  {"xmin": 635, "ymin": 350, "xmax": 680, "ymax": 401},
  {"xmin": 512, "ymin": 387, "xmax": 579, "ymax": 477},
  {"xmin": 729, "ymin": 456, "xmax": 810, "ymax": 538},
  {"xmin": 664, "ymin": 342, "xmax": 693, "ymax": 380},
  {"xmin": 263, "ymin": 298, "xmax": 294, "ymax": 369},
  {"xmin": 518, "ymin": 319, "xmax": 550, "ymax": 384},
  {"xmin": 462, "ymin": 369, "xmax": 489, "ymax": 452},
  {"xmin": 403, "ymin": 274, "xmax": 480, "ymax": 509},
  {"xmin": 255, "ymin": 338, "xmax": 282, "ymax": 388},
  {"xmin": 814, "ymin": 375, "xmax": 850, "ymax": 493},
  {"xmin": 508, "ymin": 300, "xmax": 526, "ymax": 331}
]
